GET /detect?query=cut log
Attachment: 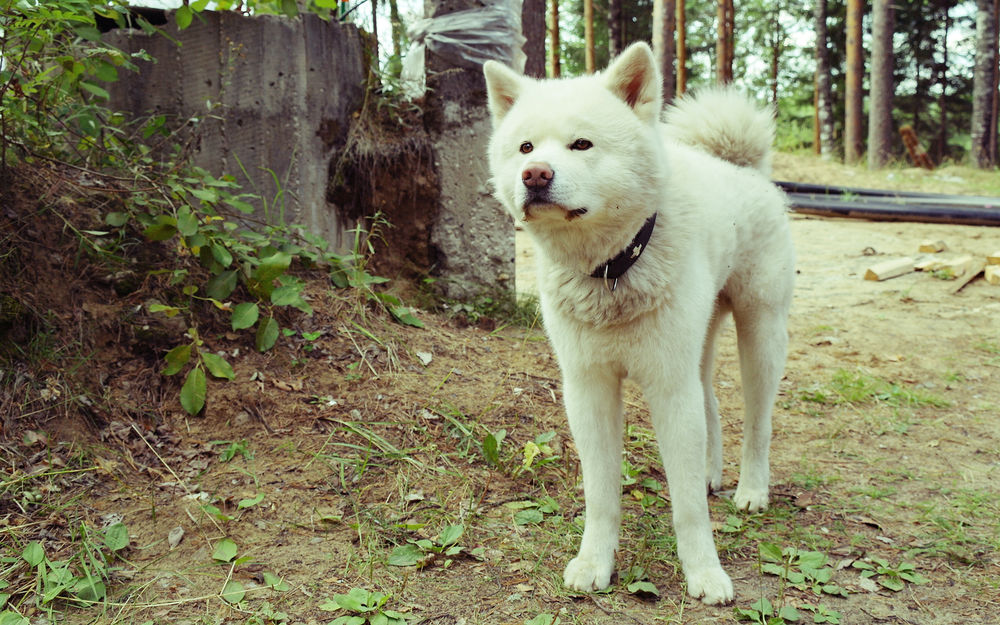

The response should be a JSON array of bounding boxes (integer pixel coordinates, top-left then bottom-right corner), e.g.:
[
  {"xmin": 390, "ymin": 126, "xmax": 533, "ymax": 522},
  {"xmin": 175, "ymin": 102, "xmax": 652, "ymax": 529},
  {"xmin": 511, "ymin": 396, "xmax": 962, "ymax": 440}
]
[
  {"xmin": 986, "ymin": 265, "xmax": 1000, "ymax": 285},
  {"xmin": 915, "ymin": 257, "xmax": 943, "ymax": 272},
  {"xmin": 918, "ymin": 240, "xmax": 947, "ymax": 253},
  {"xmin": 939, "ymin": 254, "xmax": 978, "ymax": 278},
  {"xmin": 987, "ymin": 251, "xmax": 1000, "ymax": 265},
  {"xmin": 864, "ymin": 257, "xmax": 915, "ymax": 281}
]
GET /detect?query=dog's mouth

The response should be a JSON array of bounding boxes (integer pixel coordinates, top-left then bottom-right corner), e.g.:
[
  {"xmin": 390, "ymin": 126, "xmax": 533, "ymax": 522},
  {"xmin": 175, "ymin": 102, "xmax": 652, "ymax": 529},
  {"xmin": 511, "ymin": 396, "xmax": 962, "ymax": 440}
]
[{"xmin": 523, "ymin": 201, "xmax": 589, "ymax": 222}]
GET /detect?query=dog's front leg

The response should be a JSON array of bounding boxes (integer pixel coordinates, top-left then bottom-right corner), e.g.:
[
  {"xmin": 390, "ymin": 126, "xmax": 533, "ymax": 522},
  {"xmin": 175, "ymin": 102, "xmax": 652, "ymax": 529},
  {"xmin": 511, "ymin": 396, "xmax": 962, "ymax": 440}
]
[
  {"xmin": 646, "ymin": 376, "xmax": 735, "ymax": 605},
  {"xmin": 561, "ymin": 368, "xmax": 624, "ymax": 592}
]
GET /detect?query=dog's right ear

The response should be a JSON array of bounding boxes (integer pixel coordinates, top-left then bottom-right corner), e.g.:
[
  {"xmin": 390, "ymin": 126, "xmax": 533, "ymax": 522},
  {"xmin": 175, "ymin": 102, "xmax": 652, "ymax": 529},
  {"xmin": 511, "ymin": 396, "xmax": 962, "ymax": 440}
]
[{"xmin": 483, "ymin": 61, "xmax": 523, "ymax": 124}]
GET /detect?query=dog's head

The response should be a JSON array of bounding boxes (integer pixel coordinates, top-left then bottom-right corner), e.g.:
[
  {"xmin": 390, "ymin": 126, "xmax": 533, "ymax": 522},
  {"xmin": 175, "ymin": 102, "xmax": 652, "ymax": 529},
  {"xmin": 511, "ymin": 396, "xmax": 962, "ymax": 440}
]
[{"xmin": 483, "ymin": 43, "xmax": 665, "ymax": 227}]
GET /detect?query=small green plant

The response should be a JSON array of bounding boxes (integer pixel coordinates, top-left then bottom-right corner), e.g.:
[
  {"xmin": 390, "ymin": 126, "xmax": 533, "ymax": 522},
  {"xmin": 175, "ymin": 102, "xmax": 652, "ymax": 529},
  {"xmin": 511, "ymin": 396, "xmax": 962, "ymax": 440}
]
[
  {"xmin": 734, "ymin": 597, "xmax": 801, "ymax": 624},
  {"xmin": 852, "ymin": 557, "xmax": 929, "ymax": 591},
  {"xmin": 759, "ymin": 543, "xmax": 847, "ymax": 597},
  {"xmin": 507, "ymin": 497, "xmax": 560, "ymax": 526},
  {"xmin": 387, "ymin": 524, "xmax": 465, "ymax": 569},
  {"xmin": 620, "ymin": 565, "xmax": 660, "ymax": 597},
  {"xmin": 212, "ymin": 439, "xmax": 253, "ymax": 463},
  {"xmin": 9, "ymin": 522, "xmax": 129, "ymax": 609},
  {"xmin": 319, "ymin": 588, "xmax": 410, "ymax": 625}
]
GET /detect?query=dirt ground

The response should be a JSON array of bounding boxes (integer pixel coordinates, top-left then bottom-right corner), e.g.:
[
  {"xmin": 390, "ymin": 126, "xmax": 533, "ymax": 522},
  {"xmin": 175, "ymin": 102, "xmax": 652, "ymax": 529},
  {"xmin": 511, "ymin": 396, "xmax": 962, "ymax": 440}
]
[{"xmin": 3, "ymin": 157, "xmax": 1000, "ymax": 624}]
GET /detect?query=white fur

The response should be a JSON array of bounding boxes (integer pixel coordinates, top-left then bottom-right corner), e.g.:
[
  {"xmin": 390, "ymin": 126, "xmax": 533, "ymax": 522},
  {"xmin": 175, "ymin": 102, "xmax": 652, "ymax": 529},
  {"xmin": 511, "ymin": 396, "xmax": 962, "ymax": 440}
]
[{"xmin": 484, "ymin": 43, "xmax": 794, "ymax": 606}]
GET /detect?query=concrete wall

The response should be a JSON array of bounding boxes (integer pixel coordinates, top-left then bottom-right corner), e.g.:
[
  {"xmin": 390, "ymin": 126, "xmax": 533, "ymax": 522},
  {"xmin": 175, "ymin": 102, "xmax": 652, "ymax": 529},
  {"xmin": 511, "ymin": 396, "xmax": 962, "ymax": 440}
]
[{"xmin": 104, "ymin": 12, "xmax": 366, "ymax": 248}]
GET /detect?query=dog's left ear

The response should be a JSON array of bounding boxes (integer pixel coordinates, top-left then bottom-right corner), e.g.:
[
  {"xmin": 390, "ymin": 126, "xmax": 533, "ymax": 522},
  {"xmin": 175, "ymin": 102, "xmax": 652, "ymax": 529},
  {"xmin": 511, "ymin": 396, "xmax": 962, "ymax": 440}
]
[
  {"xmin": 604, "ymin": 42, "xmax": 662, "ymax": 124},
  {"xmin": 483, "ymin": 61, "xmax": 524, "ymax": 125}
]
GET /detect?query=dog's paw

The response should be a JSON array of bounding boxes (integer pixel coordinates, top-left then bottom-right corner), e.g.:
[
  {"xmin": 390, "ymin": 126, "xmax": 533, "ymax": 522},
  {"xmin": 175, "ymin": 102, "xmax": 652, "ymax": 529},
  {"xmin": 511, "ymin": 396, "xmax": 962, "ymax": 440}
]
[
  {"xmin": 733, "ymin": 484, "xmax": 769, "ymax": 513},
  {"xmin": 563, "ymin": 555, "xmax": 613, "ymax": 591},
  {"xmin": 686, "ymin": 566, "xmax": 734, "ymax": 605},
  {"xmin": 706, "ymin": 469, "xmax": 723, "ymax": 494}
]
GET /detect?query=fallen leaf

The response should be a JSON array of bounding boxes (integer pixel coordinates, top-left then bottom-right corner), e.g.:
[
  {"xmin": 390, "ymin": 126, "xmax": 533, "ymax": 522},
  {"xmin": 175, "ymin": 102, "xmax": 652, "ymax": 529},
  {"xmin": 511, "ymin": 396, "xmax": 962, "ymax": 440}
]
[{"xmin": 416, "ymin": 351, "xmax": 433, "ymax": 366}]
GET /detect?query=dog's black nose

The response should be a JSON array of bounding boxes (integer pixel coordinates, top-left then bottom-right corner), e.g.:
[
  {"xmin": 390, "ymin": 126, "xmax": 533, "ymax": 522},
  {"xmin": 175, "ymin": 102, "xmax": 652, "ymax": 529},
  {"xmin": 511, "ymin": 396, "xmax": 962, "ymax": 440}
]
[{"xmin": 522, "ymin": 163, "xmax": 553, "ymax": 189}]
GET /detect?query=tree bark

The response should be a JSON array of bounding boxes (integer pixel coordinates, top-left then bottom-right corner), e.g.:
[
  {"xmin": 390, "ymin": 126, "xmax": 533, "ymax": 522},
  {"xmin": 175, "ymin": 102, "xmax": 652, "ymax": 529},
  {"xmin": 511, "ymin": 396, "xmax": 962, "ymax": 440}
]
[
  {"xmin": 867, "ymin": 0, "xmax": 894, "ymax": 169},
  {"xmin": 715, "ymin": 0, "xmax": 733, "ymax": 84},
  {"xmin": 608, "ymin": 0, "xmax": 623, "ymax": 58},
  {"xmin": 548, "ymin": 0, "xmax": 560, "ymax": 77},
  {"xmin": 653, "ymin": 0, "xmax": 676, "ymax": 101},
  {"xmin": 521, "ymin": 0, "xmax": 546, "ymax": 77},
  {"xmin": 814, "ymin": 0, "xmax": 835, "ymax": 159},
  {"xmin": 676, "ymin": 0, "xmax": 687, "ymax": 95},
  {"xmin": 844, "ymin": 0, "xmax": 864, "ymax": 164},
  {"xmin": 584, "ymin": 0, "xmax": 595, "ymax": 73},
  {"xmin": 972, "ymin": 0, "xmax": 998, "ymax": 167}
]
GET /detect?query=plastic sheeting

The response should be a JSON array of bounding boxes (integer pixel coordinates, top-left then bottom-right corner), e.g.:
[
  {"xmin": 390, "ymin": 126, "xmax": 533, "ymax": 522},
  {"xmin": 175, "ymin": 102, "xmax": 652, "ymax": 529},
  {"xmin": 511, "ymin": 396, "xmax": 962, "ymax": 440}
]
[{"xmin": 401, "ymin": 0, "xmax": 525, "ymax": 97}]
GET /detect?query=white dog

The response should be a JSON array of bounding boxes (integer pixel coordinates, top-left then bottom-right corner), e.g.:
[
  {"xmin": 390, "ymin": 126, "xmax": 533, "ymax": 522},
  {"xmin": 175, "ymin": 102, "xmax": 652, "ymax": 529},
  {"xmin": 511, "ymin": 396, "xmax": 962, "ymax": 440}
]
[{"xmin": 483, "ymin": 43, "xmax": 794, "ymax": 605}]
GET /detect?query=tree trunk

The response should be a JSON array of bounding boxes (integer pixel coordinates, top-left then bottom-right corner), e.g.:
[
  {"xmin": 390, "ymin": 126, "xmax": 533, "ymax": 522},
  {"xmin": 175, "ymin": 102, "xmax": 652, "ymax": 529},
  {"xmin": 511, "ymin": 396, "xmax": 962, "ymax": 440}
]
[
  {"xmin": 815, "ymin": 0, "xmax": 836, "ymax": 160},
  {"xmin": 608, "ymin": 0, "xmax": 623, "ymax": 58},
  {"xmin": 584, "ymin": 0, "xmax": 595, "ymax": 73},
  {"xmin": 653, "ymin": 0, "xmax": 676, "ymax": 101},
  {"xmin": 767, "ymin": 7, "xmax": 781, "ymax": 105},
  {"xmin": 972, "ymin": 0, "xmax": 998, "ymax": 168},
  {"xmin": 548, "ymin": 0, "xmax": 560, "ymax": 77},
  {"xmin": 522, "ymin": 0, "xmax": 546, "ymax": 77},
  {"xmin": 844, "ymin": 0, "xmax": 864, "ymax": 164},
  {"xmin": 676, "ymin": 0, "xmax": 687, "ymax": 95},
  {"xmin": 934, "ymin": 8, "xmax": 950, "ymax": 162},
  {"xmin": 867, "ymin": 0, "xmax": 894, "ymax": 169},
  {"xmin": 715, "ymin": 0, "xmax": 733, "ymax": 84},
  {"xmin": 388, "ymin": 0, "xmax": 403, "ymax": 59}
]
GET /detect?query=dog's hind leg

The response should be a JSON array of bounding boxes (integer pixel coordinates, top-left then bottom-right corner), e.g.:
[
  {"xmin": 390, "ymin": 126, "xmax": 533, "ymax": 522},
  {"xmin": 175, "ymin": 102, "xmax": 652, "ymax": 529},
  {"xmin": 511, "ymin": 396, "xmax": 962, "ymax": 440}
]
[
  {"xmin": 732, "ymin": 304, "xmax": 789, "ymax": 513},
  {"xmin": 701, "ymin": 306, "xmax": 729, "ymax": 493},
  {"xmin": 561, "ymin": 367, "xmax": 625, "ymax": 592}
]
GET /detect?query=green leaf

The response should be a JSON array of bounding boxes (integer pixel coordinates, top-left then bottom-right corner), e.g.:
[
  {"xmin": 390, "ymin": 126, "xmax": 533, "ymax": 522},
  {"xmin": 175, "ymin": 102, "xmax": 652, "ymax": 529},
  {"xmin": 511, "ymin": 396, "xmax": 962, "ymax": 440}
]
[
  {"xmin": 525, "ymin": 615, "xmax": 556, "ymax": 625},
  {"xmin": 103, "ymin": 522, "xmax": 130, "ymax": 551},
  {"xmin": 237, "ymin": 493, "xmax": 265, "ymax": 509},
  {"xmin": 190, "ymin": 187, "xmax": 218, "ymax": 203},
  {"xmin": 438, "ymin": 524, "xmax": 464, "ymax": 547},
  {"xmin": 387, "ymin": 544, "xmax": 424, "ymax": 567},
  {"xmin": 626, "ymin": 580, "xmax": 660, "ymax": 596},
  {"xmin": 271, "ymin": 285, "xmax": 312, "ymax": 313},
  {"xmin": 180, "ymin": 367, "xmax": 206, "ymax": 415},
  {"xmin": 105, "ymin": 212, "xmax": 128, "ymax": 227},
  {"xmin": 177, "ymin": 208, "xmax": 199, "ymax": 237},
  {"xmin": 254, "ymin": 251, "xmax": 292, "ymax": 285},
  {"xmin": 482, "ymin": 429, "xmax": 505, "ymax": 466},
  {"xmin": 79, "ymin": 81, "xmax": 109, "ymax": 100},
  {"xmin": 205, "ymin": 270, "xmax": 238, "ymax": 300},
  {"xmin": 390, "ymin": 306, "xmax": 424, "ymax": 328},
  {"xmin": 256, "ymin": 317, "xmax": 279, "ymax": 352},
  {"xmin": 176, "ymin": 5, "xmax": 193, "ymax": 29},
  {"xmin": 211, "ymin": 243, "xmax": 233, "ymax": 268},
  {"xmin": 759, "ymin": 542, "xmax": 784, "ymax": 563},
  {"xmin": 71, "ymin": 576, "xmax": 106, "ymax": 602},
  {"xmin": 149, "ymin": 302, "xmax": 182, "ymax": 317},
  {"xmin": 221, "ymin": 580, "xmax": 244, "ymax": 604},
  {"xmin": 231, "ymin": 302, "xmax": 259, "ymax": 330},
  {"xmin": 513, "ymin": 509, "xmax": 544, "ymax": 525},
  {"xmin": 280, "ymin": 0, "xmax": 300, "ymax": 17},
  {"xmin": 777, "ymin": 605, "xmax": 800, "ymax": 622},
  {"xmin": 262, "ymin": 572, "xmax": 290, "ymax": 591},
  {"xmin": 163, "ymin": 343, "xmax": 192, "ymax": 376},
  {"xmin": 21, "ymin": 542, "xmax": 44, "ymax": 567},
  {"xmin": 201, "ymin": 351, "xmax": 235, "ymax": 380},
  {"xmin": 878, "ymin": 576, "xmax": 905, "ymax": 592},
  {"xmin": 0, "ymin": 610, "xmax": 31, "ymax": 625},
  {"xmin": 212, "ymin": 538, "xmax": 238, "ymax": 562},
  {"xmin": 143, "ymin": 216, "xmax": 177, "ymax": 241}
]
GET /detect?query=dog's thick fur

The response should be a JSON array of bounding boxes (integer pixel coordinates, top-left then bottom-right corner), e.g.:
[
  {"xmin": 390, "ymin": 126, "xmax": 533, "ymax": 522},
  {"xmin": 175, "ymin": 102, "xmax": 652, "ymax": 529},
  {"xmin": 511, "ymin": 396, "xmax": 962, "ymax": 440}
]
[{"xmin": 483, "ymin": 43, "xmax": 794, "ymax": 605}]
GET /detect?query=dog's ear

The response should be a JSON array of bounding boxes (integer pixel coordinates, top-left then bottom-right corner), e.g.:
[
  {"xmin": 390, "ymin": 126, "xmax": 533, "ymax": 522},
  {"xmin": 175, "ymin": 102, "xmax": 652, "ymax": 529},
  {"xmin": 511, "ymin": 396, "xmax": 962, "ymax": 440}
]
[
  {"xmin": 483, "ymin": 61, "xmax": 524, "ymax": 124},
  {"xmin": 604, "ymin": 42, "xmax": 662, "ymax": 124}
]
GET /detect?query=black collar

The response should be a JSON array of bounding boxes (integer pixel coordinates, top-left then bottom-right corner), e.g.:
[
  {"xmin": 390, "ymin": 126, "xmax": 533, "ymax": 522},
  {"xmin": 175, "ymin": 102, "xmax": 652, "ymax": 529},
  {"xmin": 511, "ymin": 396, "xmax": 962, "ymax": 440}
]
[{"xmin": 590, "ymin": 213, "xmax": 657, "ymax": 290}]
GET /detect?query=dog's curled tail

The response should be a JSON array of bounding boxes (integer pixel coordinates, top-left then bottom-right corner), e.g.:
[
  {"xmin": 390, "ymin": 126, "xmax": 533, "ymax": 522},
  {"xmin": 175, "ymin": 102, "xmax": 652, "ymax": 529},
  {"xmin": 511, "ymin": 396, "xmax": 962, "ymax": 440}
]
[{"xmin": 663, "ymin": 87, "xmax": 776, "ymax": 176}]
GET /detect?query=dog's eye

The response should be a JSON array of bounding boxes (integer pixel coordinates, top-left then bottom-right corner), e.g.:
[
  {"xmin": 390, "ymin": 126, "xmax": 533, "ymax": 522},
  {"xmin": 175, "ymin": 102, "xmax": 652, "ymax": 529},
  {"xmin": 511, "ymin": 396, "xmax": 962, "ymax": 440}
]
[
  {"xmin": 519, "ymin": 142, "xmax": 533, "ymax": 154},
  {"xmin": 571, "ymin": 138, "xmax": 593, "ymax": 151}
]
